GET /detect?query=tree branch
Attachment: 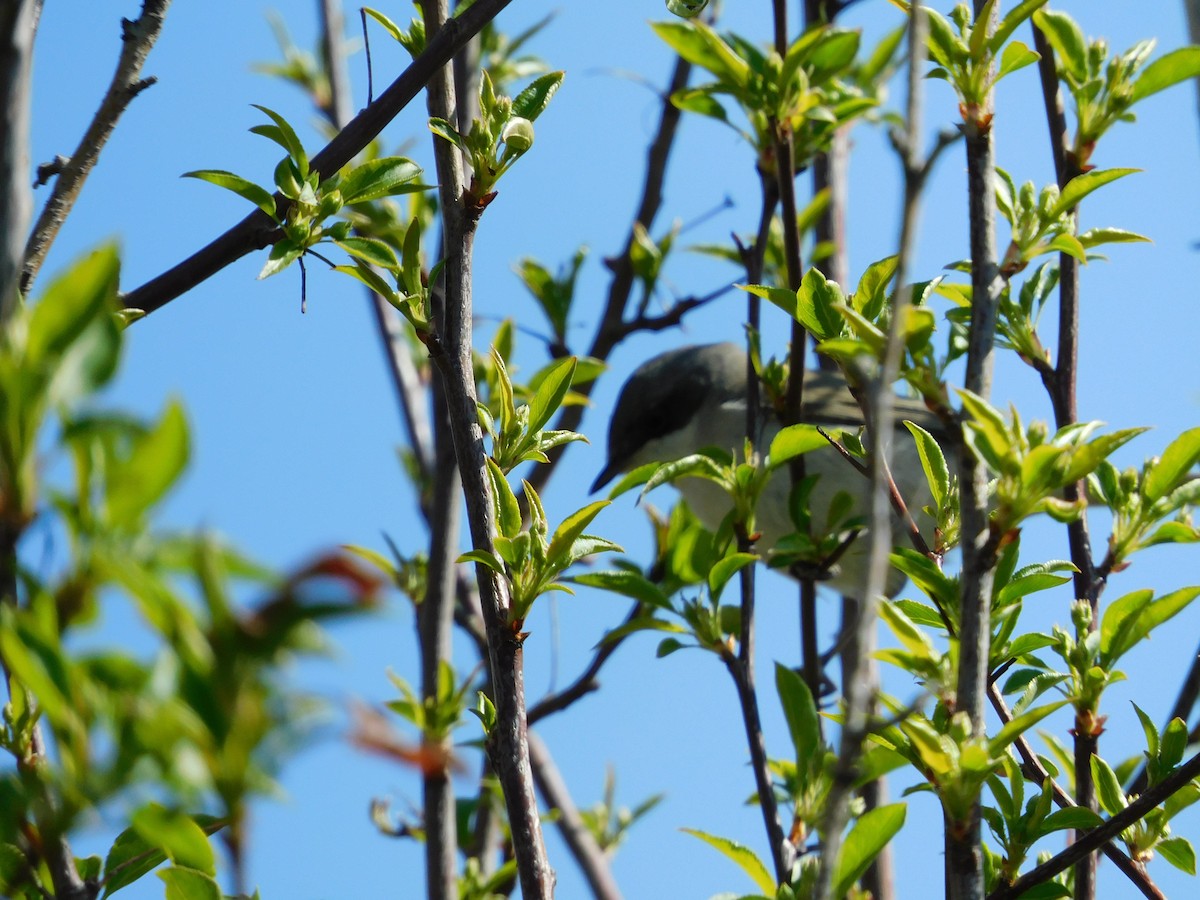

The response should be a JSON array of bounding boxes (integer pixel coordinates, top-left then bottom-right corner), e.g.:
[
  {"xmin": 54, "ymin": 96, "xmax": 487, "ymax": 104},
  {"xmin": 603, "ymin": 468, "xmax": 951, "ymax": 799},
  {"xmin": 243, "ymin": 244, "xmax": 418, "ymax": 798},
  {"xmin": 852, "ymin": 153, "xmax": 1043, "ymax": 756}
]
[
  {"xmin": 21, "ymin": 0, "xmax": 171, "ymax": 296},
  {"xmin": 988, "ymin": 686, "xmax": 1165, "ymax": 900},
  {"xmin": 119, "ymin": 0, "xmax": 514, "ymax": 317},
  {"xmin": 949, "ymin": 3, "xmax": 1003, "ymax": 898},
  {"xmin": 1, "ymin": 0, "xmax": 38, "ymax": 319},
  {"xmin": 986, "ymin": 750, "xmax": 1200, "ymax": 900}
]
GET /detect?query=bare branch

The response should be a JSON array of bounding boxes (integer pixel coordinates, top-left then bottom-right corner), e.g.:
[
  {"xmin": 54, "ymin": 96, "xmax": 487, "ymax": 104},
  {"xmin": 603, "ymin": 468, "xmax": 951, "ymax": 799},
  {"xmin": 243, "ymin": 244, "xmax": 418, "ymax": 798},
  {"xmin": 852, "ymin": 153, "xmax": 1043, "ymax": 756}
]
[{"xmin": 21, "ymin": 0, "xmax": 171, "ymax": 296}]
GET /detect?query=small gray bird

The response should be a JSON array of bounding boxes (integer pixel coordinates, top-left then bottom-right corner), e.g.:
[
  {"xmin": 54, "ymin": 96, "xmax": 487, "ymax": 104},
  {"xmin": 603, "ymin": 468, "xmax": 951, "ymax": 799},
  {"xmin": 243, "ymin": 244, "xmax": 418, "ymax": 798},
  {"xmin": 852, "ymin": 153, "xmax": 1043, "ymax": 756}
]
[{"xmin": 592, "ymin": 342, "xmax": 943, "ymax": 598}]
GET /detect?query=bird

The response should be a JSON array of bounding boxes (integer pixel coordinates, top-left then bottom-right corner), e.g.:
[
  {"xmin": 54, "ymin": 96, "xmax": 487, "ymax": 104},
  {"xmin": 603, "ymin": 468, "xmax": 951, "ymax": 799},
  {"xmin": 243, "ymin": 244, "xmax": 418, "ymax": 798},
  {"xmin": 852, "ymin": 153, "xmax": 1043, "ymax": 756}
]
[{"xmin": 591, "ymin": 342, "xmax": 945, "ymax": 598}]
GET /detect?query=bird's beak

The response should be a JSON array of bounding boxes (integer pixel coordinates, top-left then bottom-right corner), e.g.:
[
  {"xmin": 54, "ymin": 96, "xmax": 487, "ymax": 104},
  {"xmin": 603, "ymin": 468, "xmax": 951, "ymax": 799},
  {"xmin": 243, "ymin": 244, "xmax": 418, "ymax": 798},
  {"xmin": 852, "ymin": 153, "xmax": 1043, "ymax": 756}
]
[{"xmin": 589, "ymin": 463, "xmax": 620, "ymax": 495}]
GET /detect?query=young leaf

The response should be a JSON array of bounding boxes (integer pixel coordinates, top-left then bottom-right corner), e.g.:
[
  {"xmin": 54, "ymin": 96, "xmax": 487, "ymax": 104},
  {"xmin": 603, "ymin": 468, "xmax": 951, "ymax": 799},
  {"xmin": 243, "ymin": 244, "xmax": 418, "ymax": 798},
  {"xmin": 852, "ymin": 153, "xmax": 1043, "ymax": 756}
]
[
  {"xmin": 339, "ymin": 157, "xmax": 427, "ymax": 204},
  {"xmin": 334, "ymin": 237, "xmax": 399, "ymax": 269},
  {"xmin": 511, "ymin": 71, "xmax": 565, "ymax": 122},
  {"xmin": 182, "ymin": 170, "xmax": 277, "ymax": 220},
  {"xmin": 1033, "ymin": 9, "xmax": 1087, "ymax": 82},
  {"xmin": 680, "ymin": 828, "xmax": 775, "ymax": 894},
  {"xmin": 1047, "ymin": 168, "xmax": 1139, "ymax": 219},
  {"xmin": 904, "ymin": 421, "xmax": 949, "ymax": 510},
  {"xmin": 1143, "ymin": 427, "xmax": 1200, "ymax": 502},
  {"xmin": 250, "ymin": 104, "xmax": 308, "ymax": 175},
  {"xmin": 832, "ymin": 804, "xmax": 907, "ymax": 898},
  {"xmin": 1130, "ymin": 46, "xmax": 1200, "ymax": 103},
  {"xmin": 527, "ymin": 356, "xmax": 577, "ymax": 434},
  {"xmin": 775, "ymin": 663, "xmax": 820, "ymax": 768}
]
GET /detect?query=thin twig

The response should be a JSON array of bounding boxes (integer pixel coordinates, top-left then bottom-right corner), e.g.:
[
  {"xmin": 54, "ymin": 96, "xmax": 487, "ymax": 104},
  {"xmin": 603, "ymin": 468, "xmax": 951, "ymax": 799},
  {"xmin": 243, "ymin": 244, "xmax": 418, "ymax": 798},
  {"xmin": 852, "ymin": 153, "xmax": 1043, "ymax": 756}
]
[
  {"xmin": 21, "ymin": 0, "xmax": 171, "ymax": 296},
  {"xmin": 527, "ymin": 604, "xmax": 642, "ymax": 725},
  {"xmin": 723, "ymin": 643, "xmax": 790, "ymax": 882},
  {"xmin": 120, "ymin": 0, "xmax": 515, "ymax": 317},
  {"xmin": 417, "ymin": 2, "xmax": 553, "ymax": 893}
]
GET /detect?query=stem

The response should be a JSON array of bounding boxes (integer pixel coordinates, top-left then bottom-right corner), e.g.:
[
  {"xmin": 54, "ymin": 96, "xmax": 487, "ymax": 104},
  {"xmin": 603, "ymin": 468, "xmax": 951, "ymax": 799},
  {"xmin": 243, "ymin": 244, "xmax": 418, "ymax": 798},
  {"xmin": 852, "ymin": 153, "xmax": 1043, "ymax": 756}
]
[
  {"xmin": 21, "ymin": 0, "xmax": 170, "ymax": 297},
  {"xmin": 723, "ymin": 644, "xmax": 789, "ymax": 883},
  {"xmin": 1, "ymin": 0, "xmax": 37, "ymax": 318},
  {"xmin": 1031, "ymin": 28, "xmax": 1101, "ymax": 899},
  {"xmin": 950, "ymin": 3, "xmax": 1003, "ymax": 898},
  {"xmin": 815, "ymin": 6, "xmax": 928, "ymax": 898},
  {"xmin": 120, "ymin": 0, "xmax": 515, "ymax": 317},
  {"xmin": 418, "ymin": 3, "xmax": 552, "ymax": 893}
]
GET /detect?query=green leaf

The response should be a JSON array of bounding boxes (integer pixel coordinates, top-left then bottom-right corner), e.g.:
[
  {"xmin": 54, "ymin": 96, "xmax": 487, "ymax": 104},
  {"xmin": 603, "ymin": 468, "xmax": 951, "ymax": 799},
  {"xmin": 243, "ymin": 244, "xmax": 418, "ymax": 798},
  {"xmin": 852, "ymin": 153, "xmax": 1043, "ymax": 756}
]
[
  {"xmin": 1077, "ymin": 227, "xmax": 1151, "ymax": 248},
  {"xmin": 671, "ymin": 88, "xmax": 729, "ymax": 122},
  {"xmin": 776, "ymin": 663, "xmax": 820, "ymax": 767},
  {"xmin": 651, "ymin": 20, "xmax": 748, "ymax": 87},
  {"xmin": 181, "ymin": 170, "xmax": 277, "ymax": 219},
  {"xmin": 511, "ymin": 71, "xmax": 565, "ymax": 122},
  {"xmin": 158, "ymin": 866, "xmax": 221, "ymax": 900},
  {"xmin": 458, "ymin": 549, "xmax": 505, "ymax": 572},
  {"xmin": 903, "ymin": 421, "xmax": 949, "ymax": 510},
  {"xmin": 1144, "ymin": 427, "xmax": 1200, "ymax": 502},
  {"xmin": 768, "ymin": 424, "xmax": 829, "ymax": 468},
  {"xmin": 332, "ymin": 262, "xmax": 398, "ymax": 303},
  {"xmin": 26, "ymin": 243, "xmax": 120, "ymax": 371},
  {"xmin": 105, "ymin": 400, "xmax": 189, "ymax": 526},
  {"xmin": 794, "ymin": 267, "xmax": 845, "ymax": 339},
  {"xmin": 339, "ymin": 157, "xmax": 427, "ymax": 204},
  {"xmin": 1047, "ymin": 168, "xmax": 1139, "ymax": 219},
  {"xmin": 132, "ymin": 805, "xmax": 214, "ymax": 875},
  {"xmin": 1090, "ymin": 756, "xmax": 1127, "ymax": 816},
  {"xmin": 250, "ymin": 104, "xmax": 308, "ymax": 174},
  {"xmin": 102, "ymin": 826, "xmax": 171, "ymax": 897},
  {"xmin": 334, "ymin": 237, "xmax": 398, "ymax": 269},
  {"xmin": 988, "ymin": 700, "xmax": 1068, "ymax": 757},
  {"xmin": 743, "ymin": 282, "xmax": 803, "ymax": 322},
  {"xmin": 1157, "ymin": 837, "xmax": 1197, "ymax": 875},
  {"xmin": 708, "ymin": 552, "xmax": 757, "ymax": 601},
  {"xmin": 1130, "ymin": 46, "xmax": 1200, "ymax": 103},
  {"xmin": 680, "ymin": 828, "xmax": 775, "ymax": 894},
  {"xmin": 527, "ymin": 356, "xmax": 576, "ymax": 434},
  {"xmin": 997, "ymin": 41, "xmax": 1040, "ymax": 80},
  {"xmin": 570, "ymin": 570, "xmax": 672, "ymax": 610},
  {"xmin": 362, "ymin": 7, "xmax": 405, "ymax": 42},
  {"xmin": 1041, "ymin": 806, "xmax": 1104, "ymax": 833},
  {"xmin": 547, "ymin": 500, "xmax": 609, "ymax": 565},
  {"xmin": 989, "ymin": 0, "xmax": 1049, "ymax": 54},
  {"xmin": 833, "ymin": 804, "xmax": 907, "ymax": 898},
  {"xmin": 1033, "ymin": 9, "xmax": 1087, "ymax": 83},
  {"xmin": 1100, "ymin": 588, "xmax": 1153, "ymax": 662},
  {"xmin": 257, "ymin": 239, "xmax": 303, "ymax": 279},
  {"xmin": 486, "ymin": 458, "xmax": 522, "ymax": 539}
]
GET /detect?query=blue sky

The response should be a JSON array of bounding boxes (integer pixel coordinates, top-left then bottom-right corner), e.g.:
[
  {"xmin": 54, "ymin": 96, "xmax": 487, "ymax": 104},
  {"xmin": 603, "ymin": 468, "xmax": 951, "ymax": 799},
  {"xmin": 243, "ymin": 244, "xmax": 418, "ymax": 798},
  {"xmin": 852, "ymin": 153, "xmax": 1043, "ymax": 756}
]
[{"xmin": 25, "ymin": 1, "xmax": 1200, "ymax": 898}]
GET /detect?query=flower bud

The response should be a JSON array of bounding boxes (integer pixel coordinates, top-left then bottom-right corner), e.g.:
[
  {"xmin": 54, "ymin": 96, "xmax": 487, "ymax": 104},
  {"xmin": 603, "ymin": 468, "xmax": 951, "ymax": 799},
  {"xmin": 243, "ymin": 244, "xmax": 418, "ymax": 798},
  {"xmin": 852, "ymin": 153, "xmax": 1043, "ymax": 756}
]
[{"xmin": 501, "ymin": 117, "xmax": 535, "ymax": 154}]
